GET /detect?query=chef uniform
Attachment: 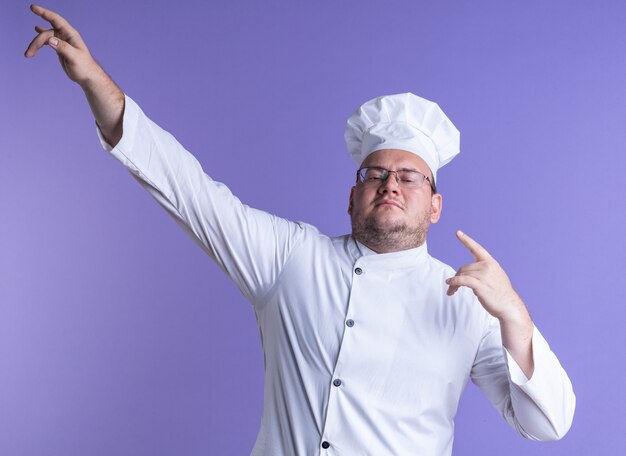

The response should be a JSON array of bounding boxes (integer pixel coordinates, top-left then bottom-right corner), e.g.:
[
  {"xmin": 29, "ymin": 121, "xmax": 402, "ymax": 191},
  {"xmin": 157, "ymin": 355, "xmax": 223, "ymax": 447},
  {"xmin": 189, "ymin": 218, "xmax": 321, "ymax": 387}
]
[{"xmin": 97, "ymin": 93, "xmax": 575, "ymax": 455}]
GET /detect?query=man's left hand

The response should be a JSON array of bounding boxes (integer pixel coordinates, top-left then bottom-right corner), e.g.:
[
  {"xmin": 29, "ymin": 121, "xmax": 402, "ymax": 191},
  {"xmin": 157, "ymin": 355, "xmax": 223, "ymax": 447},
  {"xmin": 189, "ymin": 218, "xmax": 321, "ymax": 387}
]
[
  {"xmin": 446, "ymin": 230, "xmax": 525, "ymax": 320},
  {"xmin": 446, "ymin": 230, "xmax": 535, "ymax": 377}
]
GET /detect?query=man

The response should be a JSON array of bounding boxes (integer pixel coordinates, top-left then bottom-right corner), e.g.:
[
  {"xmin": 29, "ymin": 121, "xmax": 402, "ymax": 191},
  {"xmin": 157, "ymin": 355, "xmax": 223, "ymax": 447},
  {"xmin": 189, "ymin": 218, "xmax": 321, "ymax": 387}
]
[{"xmin": 25, "ymin": 5, "xmax": 575, "ymax": 455}]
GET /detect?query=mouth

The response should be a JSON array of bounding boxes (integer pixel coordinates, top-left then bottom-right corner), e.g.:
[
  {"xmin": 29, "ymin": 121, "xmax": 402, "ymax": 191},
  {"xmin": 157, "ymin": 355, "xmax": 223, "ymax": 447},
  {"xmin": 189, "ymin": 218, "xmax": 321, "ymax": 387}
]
[{"xmin": 375, "ymin": 199, "xmax": 403, "ymax": 209}]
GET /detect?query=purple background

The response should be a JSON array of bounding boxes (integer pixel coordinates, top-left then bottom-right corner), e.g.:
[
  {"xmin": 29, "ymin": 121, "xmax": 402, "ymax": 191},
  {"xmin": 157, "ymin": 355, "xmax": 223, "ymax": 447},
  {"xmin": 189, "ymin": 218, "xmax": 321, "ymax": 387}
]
[{"xmin": 2, "ymin": 1, "xmax": 625, "ymax": 454}]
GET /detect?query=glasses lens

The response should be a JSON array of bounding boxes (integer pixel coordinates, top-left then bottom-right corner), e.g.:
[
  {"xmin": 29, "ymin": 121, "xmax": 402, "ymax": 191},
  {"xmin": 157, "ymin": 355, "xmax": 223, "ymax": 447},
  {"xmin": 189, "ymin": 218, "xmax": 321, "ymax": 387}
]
[
  {"xmin": 358, "ymin": 168, "xmax": 426, "ymax": 188},
  {"xmin": 396, "ymin": 170, "xmax": 424, "ymax": 187},
  {"xmin": 359, "ymin": 167, "xmax": 384, "ymax": 182}
]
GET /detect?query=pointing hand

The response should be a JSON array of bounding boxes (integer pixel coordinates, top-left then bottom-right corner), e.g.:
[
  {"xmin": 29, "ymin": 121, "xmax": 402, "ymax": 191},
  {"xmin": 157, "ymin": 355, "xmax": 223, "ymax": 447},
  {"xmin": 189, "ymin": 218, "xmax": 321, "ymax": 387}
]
[{"xmin": 446, "ymin": 230, "xmax": 524, "ymax": 320}]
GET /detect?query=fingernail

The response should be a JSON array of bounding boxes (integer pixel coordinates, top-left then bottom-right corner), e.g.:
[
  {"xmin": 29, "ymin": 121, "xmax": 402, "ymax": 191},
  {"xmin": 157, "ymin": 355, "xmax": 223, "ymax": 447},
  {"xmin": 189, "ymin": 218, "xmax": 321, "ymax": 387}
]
[
  {"xmin": 49, "ymin": 37, "xmax": 58, "ymax": 46},
  {"xmin": 457, "ymin": 230, "xmax": 464, "ymax": 237}
]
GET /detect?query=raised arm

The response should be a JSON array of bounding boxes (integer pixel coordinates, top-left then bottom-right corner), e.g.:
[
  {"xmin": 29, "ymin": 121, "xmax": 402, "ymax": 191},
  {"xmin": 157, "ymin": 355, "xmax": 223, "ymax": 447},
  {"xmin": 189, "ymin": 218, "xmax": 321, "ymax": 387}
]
[
  {"xmin": 25, "ymin": 4, "xmax": 307, "ymax": 302},
  {"xmin": 24, "ymin": 4, "xmax": 124, "ymax": 146}
]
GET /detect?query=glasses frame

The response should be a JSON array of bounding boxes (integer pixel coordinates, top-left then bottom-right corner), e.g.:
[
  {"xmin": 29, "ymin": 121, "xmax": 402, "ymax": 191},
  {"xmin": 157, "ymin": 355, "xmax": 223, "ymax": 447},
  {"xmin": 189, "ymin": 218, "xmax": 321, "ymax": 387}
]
[{"xmin": 356, "ymin": 166, "xmax": 437, "ymax": 194}]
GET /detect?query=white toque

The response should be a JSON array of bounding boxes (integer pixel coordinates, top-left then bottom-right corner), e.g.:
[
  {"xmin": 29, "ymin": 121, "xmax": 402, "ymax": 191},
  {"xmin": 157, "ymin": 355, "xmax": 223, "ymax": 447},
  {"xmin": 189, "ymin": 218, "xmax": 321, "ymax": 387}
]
[{"xmin": 344, "ymin": 93, "xmax": 460, "ymax": 182}]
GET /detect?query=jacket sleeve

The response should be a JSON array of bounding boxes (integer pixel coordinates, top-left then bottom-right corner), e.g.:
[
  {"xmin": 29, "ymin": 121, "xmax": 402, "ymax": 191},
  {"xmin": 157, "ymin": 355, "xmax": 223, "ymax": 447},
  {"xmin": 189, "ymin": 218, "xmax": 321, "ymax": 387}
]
[
  {"xmin": 96, "ymin": 95, "xmax": 305, "ymax": 303},
  {"xmin": 470, "ymin": 317, "xmax": 576, "ymax": 440}
]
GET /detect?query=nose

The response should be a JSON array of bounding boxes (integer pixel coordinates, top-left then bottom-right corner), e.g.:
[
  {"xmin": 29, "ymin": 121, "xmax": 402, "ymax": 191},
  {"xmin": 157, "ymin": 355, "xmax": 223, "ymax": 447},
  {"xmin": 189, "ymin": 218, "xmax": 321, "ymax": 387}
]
[{"xmin": 378, "ymin": 171, "xmax": 400, "ymax": 194}]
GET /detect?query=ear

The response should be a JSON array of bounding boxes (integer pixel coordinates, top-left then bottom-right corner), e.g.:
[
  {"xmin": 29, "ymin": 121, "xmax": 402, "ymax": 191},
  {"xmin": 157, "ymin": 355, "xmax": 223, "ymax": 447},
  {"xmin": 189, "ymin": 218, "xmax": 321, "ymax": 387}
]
[
  {"xmin": 348, "ymin": 186, "xmax": 356, "ymax": 215},
  {"xmin": 430, "ymin": 193, "xmax": 443, "ymax": 223}
]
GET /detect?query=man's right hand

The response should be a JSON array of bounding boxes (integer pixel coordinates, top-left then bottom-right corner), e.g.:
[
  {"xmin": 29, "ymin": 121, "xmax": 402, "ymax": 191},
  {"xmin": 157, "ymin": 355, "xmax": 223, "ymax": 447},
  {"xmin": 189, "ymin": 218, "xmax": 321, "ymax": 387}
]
[
  {"xmin": 25, "ymin": 4, "xmax": 125, "ymax": 147},
  {"xmin": 25, "ymin": 4, "xmax": 100, "ymax": 85}
]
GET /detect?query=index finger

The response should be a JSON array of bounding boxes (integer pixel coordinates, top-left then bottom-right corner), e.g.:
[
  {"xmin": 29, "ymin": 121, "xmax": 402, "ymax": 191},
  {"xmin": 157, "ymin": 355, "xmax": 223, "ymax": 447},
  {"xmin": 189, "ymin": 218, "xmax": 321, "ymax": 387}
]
[
  {"xmin": 30, "ymin": 4, "xmax": 77, "ymax": 37},
  {"xmin": 455, "ymin": 230, "xmax": 492, "ymax": 261}
]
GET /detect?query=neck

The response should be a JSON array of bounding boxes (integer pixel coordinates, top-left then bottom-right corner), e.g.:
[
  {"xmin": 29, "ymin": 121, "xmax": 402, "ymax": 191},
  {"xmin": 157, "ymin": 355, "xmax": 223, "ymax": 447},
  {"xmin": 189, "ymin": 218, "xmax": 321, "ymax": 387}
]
[{"xmin": 352, "ymin": 228, "xmax": 427, "ymax": 254}]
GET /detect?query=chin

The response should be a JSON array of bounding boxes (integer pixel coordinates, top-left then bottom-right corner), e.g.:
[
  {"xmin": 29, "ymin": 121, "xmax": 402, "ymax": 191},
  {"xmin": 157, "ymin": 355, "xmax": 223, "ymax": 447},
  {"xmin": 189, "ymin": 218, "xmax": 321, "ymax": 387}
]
[
  {"xmin": 369, "ymin": 216, "xmax": 408, "ymax": 233},
  {"xmin": 374, "ymin": 212, "xmax": 405, "ymax": 226}
]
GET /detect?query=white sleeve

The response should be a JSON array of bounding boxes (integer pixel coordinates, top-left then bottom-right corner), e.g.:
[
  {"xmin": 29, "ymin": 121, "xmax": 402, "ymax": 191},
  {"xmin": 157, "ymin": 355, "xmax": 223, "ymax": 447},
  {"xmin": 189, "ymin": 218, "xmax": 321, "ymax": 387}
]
[
  {"xmin": 470, "ymin": 318, "xmax": 576, "ymax": 441},
  {"xmin": 96, "ymin": 95, "xmax": 306, "ymax": 302}
]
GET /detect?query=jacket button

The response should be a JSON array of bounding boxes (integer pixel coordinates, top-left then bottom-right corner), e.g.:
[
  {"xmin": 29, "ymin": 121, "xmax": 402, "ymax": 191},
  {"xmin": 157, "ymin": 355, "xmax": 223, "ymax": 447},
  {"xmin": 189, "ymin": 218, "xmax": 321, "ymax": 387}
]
[
  {"xmin": 354, "ymin": 267, "xmax": 363, "ymax": 275},
  {"xmin": 333, "ymin": 379, "xmax": 342, "ymax": 387},
  {"xmin": 346, "ymin": 319, "xmax": 355, "ymax": 327},
  {"xmin": 322, "ymin": 441, "xmax": 330, "ymax": 449}
]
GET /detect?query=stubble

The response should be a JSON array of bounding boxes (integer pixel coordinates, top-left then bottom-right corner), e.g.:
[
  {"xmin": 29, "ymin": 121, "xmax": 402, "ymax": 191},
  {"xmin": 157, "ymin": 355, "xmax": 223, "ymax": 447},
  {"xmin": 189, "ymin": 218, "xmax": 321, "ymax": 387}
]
[{"xmin": 351, "ymin": 209, "xmax": 431, "ymax": 253}]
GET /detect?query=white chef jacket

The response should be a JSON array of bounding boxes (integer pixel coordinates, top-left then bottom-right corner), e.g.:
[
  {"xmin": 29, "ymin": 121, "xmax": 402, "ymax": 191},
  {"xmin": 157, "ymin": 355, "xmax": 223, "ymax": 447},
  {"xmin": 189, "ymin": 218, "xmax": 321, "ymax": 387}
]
[{"xmin": 98, "ymin": 96, "xmax": 575, "ymax": 455}]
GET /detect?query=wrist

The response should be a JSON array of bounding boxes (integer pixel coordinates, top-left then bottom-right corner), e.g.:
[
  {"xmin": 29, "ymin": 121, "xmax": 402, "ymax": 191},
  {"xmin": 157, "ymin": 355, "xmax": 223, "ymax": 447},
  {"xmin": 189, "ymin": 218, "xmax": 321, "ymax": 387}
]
[
  {"xmin": 498, "ymin": 302, "xmax": 533, "ymax": 333},
  {"xmin": 78, "ymin": 62, "xmax": 108, "ymax": 90}
]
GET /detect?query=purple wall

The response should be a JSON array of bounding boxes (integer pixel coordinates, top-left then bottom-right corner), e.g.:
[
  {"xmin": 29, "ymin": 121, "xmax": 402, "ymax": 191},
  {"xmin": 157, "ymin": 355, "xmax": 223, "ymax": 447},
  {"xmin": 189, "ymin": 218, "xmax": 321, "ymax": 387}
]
[{"xmin": 2, "ymin": 1, "xmax": 625, "ymax": 454}]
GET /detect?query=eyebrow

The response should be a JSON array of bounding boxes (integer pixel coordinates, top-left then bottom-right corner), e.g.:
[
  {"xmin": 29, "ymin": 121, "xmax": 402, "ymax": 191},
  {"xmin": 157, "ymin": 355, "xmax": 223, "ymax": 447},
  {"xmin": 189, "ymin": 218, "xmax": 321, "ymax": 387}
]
[{"xmin": 366, "ymin": 166, "xmax": 423, "ymax": 173}]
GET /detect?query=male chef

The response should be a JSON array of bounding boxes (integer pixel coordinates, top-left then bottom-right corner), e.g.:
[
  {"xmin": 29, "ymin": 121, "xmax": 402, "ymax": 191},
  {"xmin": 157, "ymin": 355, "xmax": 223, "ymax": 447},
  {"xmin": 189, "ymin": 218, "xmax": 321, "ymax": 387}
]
[{"xmin": 25, "ymin": 4, "xmax": 575, "ymax": 455}]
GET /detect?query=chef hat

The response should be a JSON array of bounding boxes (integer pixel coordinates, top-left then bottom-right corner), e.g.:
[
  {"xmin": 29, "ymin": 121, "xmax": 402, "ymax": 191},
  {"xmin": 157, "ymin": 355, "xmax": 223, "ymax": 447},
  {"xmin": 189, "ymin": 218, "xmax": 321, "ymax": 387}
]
[{"xmin": 344, "ymin": 93, "xmax": 460, "ymax": 182}]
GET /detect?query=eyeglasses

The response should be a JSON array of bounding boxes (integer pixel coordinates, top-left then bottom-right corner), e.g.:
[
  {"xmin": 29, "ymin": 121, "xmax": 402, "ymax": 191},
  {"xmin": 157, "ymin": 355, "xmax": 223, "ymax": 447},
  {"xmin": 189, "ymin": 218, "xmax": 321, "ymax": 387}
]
[{"xmin": 356, "ymin": 166, "xmax": 436, "ymax": 192}]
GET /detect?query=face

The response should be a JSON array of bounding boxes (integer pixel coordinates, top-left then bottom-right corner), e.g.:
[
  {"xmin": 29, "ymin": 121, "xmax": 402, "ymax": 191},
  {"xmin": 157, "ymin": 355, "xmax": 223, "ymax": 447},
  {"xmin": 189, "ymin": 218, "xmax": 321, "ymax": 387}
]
[{"xmin": 348, "ymin": 149, "xmax": 442, "ymax": 253}]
